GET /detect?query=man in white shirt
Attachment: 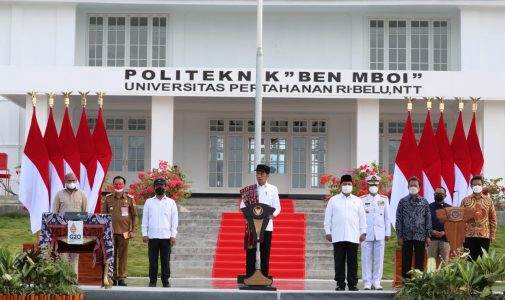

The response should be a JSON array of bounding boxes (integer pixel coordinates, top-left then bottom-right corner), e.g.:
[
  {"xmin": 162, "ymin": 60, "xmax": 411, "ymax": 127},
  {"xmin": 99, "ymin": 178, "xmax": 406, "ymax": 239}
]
[
  {"xmin": 142, "ymin": 178, "xmax": 178, "ymax": 288},
  {"xmin": 324, "ymin": 174, "xmax": 366, "ymax": 291},
  {"xmin": 360, "ymin": 175, "xmax": 391, "ymax": 290},
  {"xmin": 239, "ymin": 164, "xmax": 281, "ymax": 277}
]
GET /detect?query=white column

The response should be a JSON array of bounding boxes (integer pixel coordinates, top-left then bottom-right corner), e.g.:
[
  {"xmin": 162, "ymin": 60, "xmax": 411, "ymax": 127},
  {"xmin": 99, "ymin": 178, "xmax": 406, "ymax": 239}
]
[
  {"xmin": 151, "ymin": 96, "xmax": 174, "ymax": 167},
  {"xmin": 481, "ymin": 100, "xmax": 505, "ymax": 179},
  {"xmin": 355, "ymin": 98, "xmax": 380, "ymax": 166},
  {"xmin": 24, "ymin": 94, "xmax": 48, "ymax": 141}
]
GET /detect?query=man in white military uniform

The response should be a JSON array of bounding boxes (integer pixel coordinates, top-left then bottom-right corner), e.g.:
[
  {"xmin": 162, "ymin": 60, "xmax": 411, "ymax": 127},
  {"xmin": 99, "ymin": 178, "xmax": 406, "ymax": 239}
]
[{"xmin": 360, "ymin": 175, "xmax": 391, "ymax": 290}]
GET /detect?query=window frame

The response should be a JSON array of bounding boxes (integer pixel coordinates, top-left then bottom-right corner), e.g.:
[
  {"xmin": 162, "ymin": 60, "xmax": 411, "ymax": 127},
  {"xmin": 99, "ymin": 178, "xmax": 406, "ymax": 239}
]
[
  {"xmin": 367, "ymin": 17, "xmax": 451, "ymax": 71},
  {"xmin": 86, "ymin": 14, "xmax": 170, "ymax": 67}
]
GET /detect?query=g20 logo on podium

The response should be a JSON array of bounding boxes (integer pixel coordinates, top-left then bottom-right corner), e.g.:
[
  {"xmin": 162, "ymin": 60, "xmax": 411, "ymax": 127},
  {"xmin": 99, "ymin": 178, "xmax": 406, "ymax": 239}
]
[{"xmin": 67, "ymin": 221, "xmax": 84, "ymax": 244}]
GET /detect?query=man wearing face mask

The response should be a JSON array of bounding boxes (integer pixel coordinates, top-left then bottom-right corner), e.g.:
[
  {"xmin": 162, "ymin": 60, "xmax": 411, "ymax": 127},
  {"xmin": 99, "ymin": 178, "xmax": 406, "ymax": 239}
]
[
  {"xmin": 102, "ymin": 176, "xmax": 138, "ymax": 286},
  {"xmin": 52, "ymin": 172, "xmax": 89, "ymax": 276},
  {"xmin": 324, "ymin": 174, "xmax": 367, "ymax": 291},
  {"xmin": 396, "ymin": 176, "xmax": 431, "ymax": 280},
  {"xmin": 427, "ymin": 187, "xmax": 451, "ymax": 265},
  {"xmin": 142, "ymin": 178, "xmax": 178, "ymax": 288},
  {"xmin": 360, "ymin": 175, "xmax": 390, "ymax": 290},
  {"xmin": 461, "ymin": 175, "xmax": 497, "ymax": 261}
]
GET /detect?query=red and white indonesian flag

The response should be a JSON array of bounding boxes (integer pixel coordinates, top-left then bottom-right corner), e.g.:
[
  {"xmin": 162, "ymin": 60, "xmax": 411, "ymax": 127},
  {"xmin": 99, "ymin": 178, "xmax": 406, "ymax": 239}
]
[
  {"xmin": 19, "ymin": 108, "xmax": 50, "ymax": 233},
  {"xmin": 419, "ymin": 111, "xmax": 441, "ymax": 203},
  {"xmin": 59, "ymin": 106, "xmax": 81, "ymax": 186},
  {"xmin": 76, "ymin": 107, "xmax": 99, "ymax": 213},
  {"xmin": 451, "ymin": 112, "xmax": 472, "ymax": 206},
  {"xmin": 467, "ymin": 112, "xmax": 484, "ymax": 177},
  {"xmin": 390, "ymin": 112, "xmax": 424, "ymax": 228},
  {"xmin": 435, "ymin": 112, "xmax": 455, "ymax": 205},
  {"xmin": 43, "ymin": 107, "xmax": 65, "ymax": 211},
  {"xmin": 92, "ymin": 107, "xmax": 112, "ymax": 213}
]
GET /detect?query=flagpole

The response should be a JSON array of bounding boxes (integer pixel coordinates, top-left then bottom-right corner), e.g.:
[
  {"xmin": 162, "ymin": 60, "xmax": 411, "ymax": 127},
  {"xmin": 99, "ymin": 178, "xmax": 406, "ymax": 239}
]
[{"xmin": 254, "ymin": 0, "xmax": 263, "ymax": 177}]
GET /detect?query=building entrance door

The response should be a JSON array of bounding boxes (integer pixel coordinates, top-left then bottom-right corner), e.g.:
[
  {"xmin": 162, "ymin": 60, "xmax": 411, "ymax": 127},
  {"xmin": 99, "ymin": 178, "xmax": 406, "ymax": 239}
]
[{"xmin": 107, "ymin": 134, "xmax": 149, "ymax": 187}]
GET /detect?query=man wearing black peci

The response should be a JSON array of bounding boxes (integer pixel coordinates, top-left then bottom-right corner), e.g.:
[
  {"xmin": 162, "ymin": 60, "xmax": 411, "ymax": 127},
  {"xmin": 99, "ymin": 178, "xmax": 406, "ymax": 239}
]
[{"xmin": 240, "ymin": 164, "xmax": 281, "ymax": 278}]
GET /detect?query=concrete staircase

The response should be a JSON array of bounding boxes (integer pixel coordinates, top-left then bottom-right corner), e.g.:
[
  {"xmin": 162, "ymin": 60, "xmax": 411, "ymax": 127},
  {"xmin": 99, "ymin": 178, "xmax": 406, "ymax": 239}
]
[
  {"xmin": 0, "ymin": 195, "xmax": 24, "ymax": 214},
  {"xmin": 169, "ymin": 197, "xmax": 238, "ymax": 278},
  {"xmin": 294, "ymin": 200, "xmax": 334, "ymax": 279}
]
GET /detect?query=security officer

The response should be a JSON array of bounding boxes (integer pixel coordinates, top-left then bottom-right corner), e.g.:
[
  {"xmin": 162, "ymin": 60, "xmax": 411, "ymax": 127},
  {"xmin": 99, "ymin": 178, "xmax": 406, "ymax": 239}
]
[
  {"xmin": 102, "ymin": 176, "xmax": 138, "ymax": 286},
  {"xmin": 360, "ymin": 175, "xmax": 391, "ymax": 290}
]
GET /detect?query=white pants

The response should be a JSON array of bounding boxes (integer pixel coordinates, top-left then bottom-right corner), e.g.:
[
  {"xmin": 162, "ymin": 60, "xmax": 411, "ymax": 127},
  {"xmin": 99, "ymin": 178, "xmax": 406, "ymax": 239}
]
[{"xmin": 361, "ymin": 239, "xmax": 385, "ymax": 287}]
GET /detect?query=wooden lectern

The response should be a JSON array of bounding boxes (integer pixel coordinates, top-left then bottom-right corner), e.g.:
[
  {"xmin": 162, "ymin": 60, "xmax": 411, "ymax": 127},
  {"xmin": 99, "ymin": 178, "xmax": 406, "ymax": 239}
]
[
  {"xmin": 436, "ymin": 207, "xmax": 476, "ymax": 253},
  {"xmin": 39, "ymin": 213, "xmax": 114, "ymax": 288},
  {"xmin": 238, "ymin": 203, "xmax": 276, "ymax": 290}
]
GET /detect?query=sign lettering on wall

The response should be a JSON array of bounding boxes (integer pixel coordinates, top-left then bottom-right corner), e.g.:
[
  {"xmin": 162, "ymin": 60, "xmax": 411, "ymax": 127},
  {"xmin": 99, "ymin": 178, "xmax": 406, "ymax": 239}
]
[{"xmin": 0, "ymin": 66, "xmax": 503, "ymax": 99}]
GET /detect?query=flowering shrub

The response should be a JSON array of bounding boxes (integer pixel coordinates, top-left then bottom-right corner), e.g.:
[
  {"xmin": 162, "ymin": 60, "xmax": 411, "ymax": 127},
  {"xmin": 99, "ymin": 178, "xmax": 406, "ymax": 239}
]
[
  {"xmin": 128, "ymin": 160, "xmax": 191, "ymax": 205},
  {"xmin": 483, "ymin": 177, "xmax": 505, "ymax": 211},
  {"xmin": 320, "ymin": 162, "xmax": 393, "ymax": 200}
]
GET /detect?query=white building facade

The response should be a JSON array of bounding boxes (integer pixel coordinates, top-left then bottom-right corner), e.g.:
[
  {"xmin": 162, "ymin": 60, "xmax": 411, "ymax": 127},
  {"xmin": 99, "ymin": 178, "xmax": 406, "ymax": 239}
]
[{"xmin": 1, "ymin": 0, "xmax": 505, "ymax": 196}]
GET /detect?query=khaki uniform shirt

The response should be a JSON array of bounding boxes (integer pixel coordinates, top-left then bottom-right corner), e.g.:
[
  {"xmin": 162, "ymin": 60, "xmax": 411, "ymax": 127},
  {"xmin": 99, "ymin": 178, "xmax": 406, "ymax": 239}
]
[
  {"xmin": 52, "ymin": 188, "xmax": 89, "ymax": 213},
  {"xmin": 102, "ymin": 192, "xmax": 138, "ymax": 236}
]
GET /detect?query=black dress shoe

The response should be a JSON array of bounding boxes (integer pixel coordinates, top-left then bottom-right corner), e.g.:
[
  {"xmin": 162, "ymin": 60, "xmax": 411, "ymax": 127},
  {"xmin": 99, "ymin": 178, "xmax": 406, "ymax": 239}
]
[
  {"xmin": 118, "ymin": 279, "xmax": 127, "ymax": 286},
  {"xmin": 148, "ymin": 282, "xmax": 156, "ymax": 287},
  {"xmin": 348, "ymin": 286, "xmax": 359, "ymax": 291},
  {"xmin": 112, "ymin": 280, "xmax": 118, "ymax": 286},
  {"xmin": 162, "ymin": 281, "xmax": 170, "ymax": 288},
  {"xmin": 335, "ymin": 286, "xmax": 346, "ymax": 291}
]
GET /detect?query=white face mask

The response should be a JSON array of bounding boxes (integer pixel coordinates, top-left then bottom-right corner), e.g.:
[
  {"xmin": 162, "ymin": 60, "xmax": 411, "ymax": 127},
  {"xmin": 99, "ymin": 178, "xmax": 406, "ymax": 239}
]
[
  {"xmin": 472, "ymin": 185, "xmax": 483, "ymax": 194},
  {"xmin": 369, "ymin": 186, "xmax": 379, "ymax": 194},
  {"xmin": 409, "ymin": 186, "xmax": 419, "ymax": 195},
  {"xmin": 341, "ymin": 185, "xmax": 353, "ymax": 194},
  {"xmin": 66, "ymin": 182, "xmax": 76, "ymax": 190},
  {"xmin": 114, "ymin": 188, "xmax": 124, "ymax": 193}
]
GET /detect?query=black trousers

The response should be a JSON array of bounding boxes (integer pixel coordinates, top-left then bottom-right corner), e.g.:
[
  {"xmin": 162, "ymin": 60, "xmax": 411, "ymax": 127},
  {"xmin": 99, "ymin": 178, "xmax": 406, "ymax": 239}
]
[
  {"xmin": 402, "ymin": 240, "xmax": 425, "ymax": 279},
  {"xmin": 464, "ymin": 237, "xmax": 490, "ymax": 261},
  {"xmin": 246, "ymin": 231, "xmax": 272, "ymax": 277},
  {"xmin": 148, "ymin": 239, "xmax": 171, "ymax": 284},
  {"xmin": 333, "ymin": 241, "xmax": 359, "ymax": 288}
]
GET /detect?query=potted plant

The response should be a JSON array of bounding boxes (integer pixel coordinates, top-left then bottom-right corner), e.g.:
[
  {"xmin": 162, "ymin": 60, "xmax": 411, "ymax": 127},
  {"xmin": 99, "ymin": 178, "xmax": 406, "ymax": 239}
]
[{"xmin": 128, "ymin": 160, "xmax": 192, "ymax": 205}]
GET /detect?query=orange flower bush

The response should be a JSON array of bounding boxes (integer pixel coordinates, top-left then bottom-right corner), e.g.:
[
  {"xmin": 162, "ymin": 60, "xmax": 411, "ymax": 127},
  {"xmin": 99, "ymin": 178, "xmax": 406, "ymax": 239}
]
[
  {"xmin": 320, "ymin": 162, "xmax": 392, "ymax": 201},
  {"xmin": 128, "ymin": 160, "xmax": 191, "ymax": 205}
]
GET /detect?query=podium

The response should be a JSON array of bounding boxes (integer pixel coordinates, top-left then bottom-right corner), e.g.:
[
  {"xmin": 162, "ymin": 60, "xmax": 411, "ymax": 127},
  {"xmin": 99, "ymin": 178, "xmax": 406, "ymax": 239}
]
[
  {"xmin": 38, "ymin": 213, "xmax": 114, "ymax": 288},
  {"xmin": 238, "ymin": 203, "xmax": 276, "ymax": 290},
  {"xmin": 436, "ymin": 207, "xmax": 476, "ymax": 253}
]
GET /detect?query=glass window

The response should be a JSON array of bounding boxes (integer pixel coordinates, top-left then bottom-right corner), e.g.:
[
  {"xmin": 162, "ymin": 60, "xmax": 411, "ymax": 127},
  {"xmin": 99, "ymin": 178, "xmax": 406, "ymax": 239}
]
[
  {"xmin": 311, "ymin": 137, "xmax": 326, "ymax": 188},
  {"xmin": 270, "ymin": 138, "xmax": 286, "ymax": 174},
  {"xmin": 106, "ymin": 118, "xmax": 124, "ymax": 130},
  {"xmin": 127, "ymin": 136, "xmax": 145, "ymax": 171},
  {"xmin": 209, "ymin": 120, "xmax": 225, "ymax": 132},
  {"xmin": 292, "ymin": 121, "xmax": 307, "ymax": 133},
  {"xmin": 228, "ymin": 136, "xmax": 243, "ymax": 187},
  {"xmin": 209, "ymin": 136, "xmax": 224, "ymax": 187},
  {"xmin": 106, "ymin": 17, "xmax": 126, "ymax": 67},
  {"xmin": 247, "ymin": 120, "xmax": 265, "ymax": 132},
  {"xmin": 270, "ymin": 121, "xmax": 288, "ymax": 133},
  {"xmin": 87, "ymin": 118, "xmax": 97, "ymax": 131},
  {"xmin": 369, "ymin": 18, "xmax": 449, "ymax": 71},
  {"xmin": 292, "ymin": 137, "xmax": 307, "ymax": 188},
  {"xmin": 370, "ymin": 20, "xmax": 384, "ymax": 70},
  {"xmin": 311, "ymin": 121, "xmax": 326, "ymax": 133},
  {"xmin": 109, "ymin": 135, "xmax": 123, "ymax": 171},
  {"xmin": 130, "ymin": 17, "xmax": 149, "ymax": 67},
  {"xmin": 248, "ymin": 138, "xmax": 265, "ymax": 173},
  {"xmin": 88, "ymin": 15, "xmax": 168, "ymax": 67},
  {"xmin": 228, "ymin": 120, "xmax": 243, "ymax": 132},
  {"xmin": 88, "ymin": 17, "xmax": 104, "ymax": 66},
  {"xmin": 388, "ymin": 139, "xmax": 401, "ymax": 173},
  {"xmin": 152, "ymin": 17, "xmax": 167, "ymax": 67},
  {"xmin": 128, "ymin": 118, "xmax": 147, "ymax": 130}
]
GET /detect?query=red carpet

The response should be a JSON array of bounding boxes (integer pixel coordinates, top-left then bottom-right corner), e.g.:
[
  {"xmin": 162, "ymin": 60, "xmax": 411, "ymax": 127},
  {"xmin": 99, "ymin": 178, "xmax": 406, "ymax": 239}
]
[{"xmin": 212, "ymin": 199, "xmax": 306, "ymax": 279}]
